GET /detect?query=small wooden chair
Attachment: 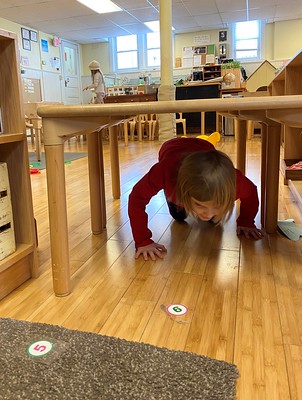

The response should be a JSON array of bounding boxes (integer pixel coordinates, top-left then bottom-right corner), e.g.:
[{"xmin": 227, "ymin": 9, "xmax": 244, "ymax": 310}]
[
  {"xmin": 145, "ymin": 114, "xmax": 158, "ymax": 140},
  {"xmin": 25, "ymin": 115, "xmax": 35, "ymax": 146}
]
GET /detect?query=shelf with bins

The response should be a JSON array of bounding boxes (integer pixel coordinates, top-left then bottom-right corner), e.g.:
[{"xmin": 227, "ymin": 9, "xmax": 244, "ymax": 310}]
[
  {"xmin": 203, "ymin": 64, "xmax": 222, "ymax": 81},
  {"xmin": 268, "ymin": 49, "xmax": 302, "ymax": 213},
  {"xmin": 0, "ymin": 29, "xmax": 38, "ymax": 300}
]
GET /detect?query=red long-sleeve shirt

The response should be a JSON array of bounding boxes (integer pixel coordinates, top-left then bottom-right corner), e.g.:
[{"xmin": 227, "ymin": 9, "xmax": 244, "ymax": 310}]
[{"xmin": 128, "ymin": 137, "xmax": 259, "ymax": 248}]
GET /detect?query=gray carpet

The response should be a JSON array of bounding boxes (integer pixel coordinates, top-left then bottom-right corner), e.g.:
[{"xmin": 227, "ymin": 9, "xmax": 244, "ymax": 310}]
[
  {"xmin": 0, "ymin": 318, "xmax": 239, "ymax": 400},
  {"xmin": 29, "ymin": 152, "xmax": 87, "ymax": 170}
]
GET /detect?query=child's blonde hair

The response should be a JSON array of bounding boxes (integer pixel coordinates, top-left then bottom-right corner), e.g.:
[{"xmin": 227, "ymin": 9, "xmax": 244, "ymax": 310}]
[{"xmin": 176, "ymin": 150, "xmax": 236, "ymax": 222}]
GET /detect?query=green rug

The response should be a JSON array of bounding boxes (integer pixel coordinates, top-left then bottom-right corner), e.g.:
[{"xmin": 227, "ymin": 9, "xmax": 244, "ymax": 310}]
[
  {"xmin": 29, "ymin": 152, "xmax": 87, "ymax": 170},
  {"xmin": 0, "ymin": 318, "xmax": 239, "ymax": 399}
]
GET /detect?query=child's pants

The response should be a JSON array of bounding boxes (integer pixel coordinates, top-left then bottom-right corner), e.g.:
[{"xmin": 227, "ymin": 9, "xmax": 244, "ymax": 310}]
[{"xmin": 166, "ymin": 200, "xmax": 187, "ymax": 221}]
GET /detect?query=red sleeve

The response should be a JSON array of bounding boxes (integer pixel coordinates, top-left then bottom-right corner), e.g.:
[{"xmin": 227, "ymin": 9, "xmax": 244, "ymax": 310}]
[
  {"xmin": 128, "ymin": 162, "xmax": 165, "ymax": 248},
  {"xmin": 235, "ymin": 169, "xmax": 259, "ymax": 228}
]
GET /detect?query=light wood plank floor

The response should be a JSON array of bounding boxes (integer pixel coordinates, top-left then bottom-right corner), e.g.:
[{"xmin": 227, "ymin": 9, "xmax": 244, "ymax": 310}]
[{"xmin": 1, "ymin": 133, "xmax": 302, "ymax": 399}]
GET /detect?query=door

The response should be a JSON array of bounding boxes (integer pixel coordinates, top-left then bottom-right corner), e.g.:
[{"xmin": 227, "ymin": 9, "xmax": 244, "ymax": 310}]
[{"xmin": 60, "ymin": 40, "xmax": 81, "ymax": 104}]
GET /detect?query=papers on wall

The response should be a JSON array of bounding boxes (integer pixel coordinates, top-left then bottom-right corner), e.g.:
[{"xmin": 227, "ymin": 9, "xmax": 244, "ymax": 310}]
[
  {"xmin": 182, "ymin": 58, "xmax": 193, "ymax": 68},
  {"xmin": 182, "ymin": 46, "xmax": 194, "ymax": 58},
  {"xmin": 193, "ymin": 54, "xmax": 206, "ymax": 66},
  {"xmin": 182, "ymin": 45, "xmax": 216, "ymax": 68},
  {"xmin": 206, "ymin": 54, "xmax": 215, "ymax": 64},
  {"xmin": 193, "ymin": 35, "xmax": 210, "ymax": 44}
]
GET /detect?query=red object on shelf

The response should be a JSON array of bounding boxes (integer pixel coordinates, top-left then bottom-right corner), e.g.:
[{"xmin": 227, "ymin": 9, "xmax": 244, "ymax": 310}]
[
  {"xmin": 30, "ymin": 168, "xmax": 41, "ymax": 175},
  {"xmin": 287, "ymin": 161, "xmax": 302, "ymax": 170}
]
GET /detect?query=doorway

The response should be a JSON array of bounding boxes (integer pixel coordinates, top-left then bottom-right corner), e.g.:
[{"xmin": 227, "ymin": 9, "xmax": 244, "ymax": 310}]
[{"xmin": 60, "ymin": 40, "xmax": 81, "ymax": 104}]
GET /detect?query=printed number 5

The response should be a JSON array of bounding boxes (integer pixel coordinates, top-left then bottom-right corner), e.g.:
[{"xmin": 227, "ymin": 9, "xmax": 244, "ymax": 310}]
[{"xmin": 34, "ymin": 344, "xmax": 47, "ymax": 352}]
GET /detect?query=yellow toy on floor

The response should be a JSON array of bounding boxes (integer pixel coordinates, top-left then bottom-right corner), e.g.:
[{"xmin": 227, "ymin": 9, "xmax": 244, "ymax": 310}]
[
  {"xmin": 196, "ymin": 131, "xmax": 221, "ymax": 146},
  {"xmin": 182, "ymin": 131, "xmax": 221, "ymax": 147}
]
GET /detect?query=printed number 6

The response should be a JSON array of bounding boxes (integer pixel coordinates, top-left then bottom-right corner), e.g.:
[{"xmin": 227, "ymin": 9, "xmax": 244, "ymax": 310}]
[{"xmin": 172, "ymin": 306, "xmax": 182, "ymax": 313}]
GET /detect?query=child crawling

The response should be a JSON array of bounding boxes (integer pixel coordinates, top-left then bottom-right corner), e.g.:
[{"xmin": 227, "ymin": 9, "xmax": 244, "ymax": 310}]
[{"xmin": 128, "ymin": 137, "xmax": 263, "ymax": 260}]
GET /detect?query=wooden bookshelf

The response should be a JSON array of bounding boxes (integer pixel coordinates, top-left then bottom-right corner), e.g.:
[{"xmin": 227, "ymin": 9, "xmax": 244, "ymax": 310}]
[
  {"xmin": 0, "ymin": 29, "xmax": 38, "ymax": 300},
  {"xmin": 268, "ymin": 49, "xmax": 302, "ymax": 210}
]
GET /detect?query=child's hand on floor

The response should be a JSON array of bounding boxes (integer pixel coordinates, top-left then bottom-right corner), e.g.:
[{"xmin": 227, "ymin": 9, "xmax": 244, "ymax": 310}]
[
  {"xmin": 135, "ymin": 243, "xmax": 167, "ymax": 261},
  {"xmin": 237, "ymin": 226, "xmax": 264, "ymax": 239}
]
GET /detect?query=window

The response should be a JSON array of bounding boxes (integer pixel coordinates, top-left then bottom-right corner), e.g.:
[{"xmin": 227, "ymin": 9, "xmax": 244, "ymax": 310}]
[
  {"xmin": 146, "ymin": 32, "xmax": 160, "ymax": 68},
  {"xmin": 112, "ymin": 32, "xmax": 163, "ymax": 72},
  {"xmin": 233, "ymin": 20, "xmax": 261, "ymax": 60},
  {"xmin": 116, "ymin": 35, "xmax": 138, "ymax": 70}
]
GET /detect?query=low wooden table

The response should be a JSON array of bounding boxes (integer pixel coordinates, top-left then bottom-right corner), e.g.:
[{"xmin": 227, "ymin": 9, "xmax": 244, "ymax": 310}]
[
  {"xmin": 38, "ymin": 95, "xmax": 302, "ymax": 297},
  {"xmin": 24, "ymin": 102, "xmax": 62, "ymax": 161}
]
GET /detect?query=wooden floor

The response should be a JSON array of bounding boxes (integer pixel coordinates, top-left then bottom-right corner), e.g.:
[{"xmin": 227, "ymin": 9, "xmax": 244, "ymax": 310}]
[{"xmin": 1, "ymin": 133, "xmax": 302, "ymax": 399}]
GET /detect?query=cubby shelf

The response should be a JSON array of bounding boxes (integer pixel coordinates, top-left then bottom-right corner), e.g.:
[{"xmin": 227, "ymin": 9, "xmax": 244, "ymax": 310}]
[
  {"xmin": 268, "ymin": 49, "xmax": 302, "ymax": 213},
  {"xmin": 203, "ymin": 64, "xmax": 222, "ymax": 81},
  {"xmin": 0, "ymin": 29, "xmax": 38, "ymax": 300}
]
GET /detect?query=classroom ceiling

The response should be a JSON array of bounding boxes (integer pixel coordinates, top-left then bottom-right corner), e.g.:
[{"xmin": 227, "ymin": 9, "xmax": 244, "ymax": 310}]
[{"xmin": 0, "ymin": 0, "xmax": 301, "ymax": 44}]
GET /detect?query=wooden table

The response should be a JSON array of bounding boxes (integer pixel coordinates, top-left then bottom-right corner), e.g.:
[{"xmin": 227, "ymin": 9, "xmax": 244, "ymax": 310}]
[
  {"xmin": 38, "ymin": 95, "xmax": 302, "ymax": 296},
  {"xmin": 24, "ymin": 102, "xmax": 62, "ymax": 161},
  {"xmin": 176, "ymin": 83, "xmax": 220, "ymax": 134}
]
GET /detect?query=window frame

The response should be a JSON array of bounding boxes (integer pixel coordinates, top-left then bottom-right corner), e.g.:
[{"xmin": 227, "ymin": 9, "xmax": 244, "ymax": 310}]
[
  {"xmin": 111, "ymin": 32, "xmax": 163, "ymax": 73},
  {"xmin": 232, "ymin": 20, "xmax": 263, "ymax": 61},
  {"xmin": 145, "ymin": 31, "xmax": 161, "ymax": 69},
  {"xmin": 111, "ymin": 34, "xmax": 139, "ymax": 72}
]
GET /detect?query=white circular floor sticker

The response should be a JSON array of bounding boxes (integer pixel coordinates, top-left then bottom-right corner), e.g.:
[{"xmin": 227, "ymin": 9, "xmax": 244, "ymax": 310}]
[
  {"xmin": 27, "ymin": 340, "xmax": 54, "ymax": 357},
  {"xmin": 166, "ymin": 304, "xmax": 188, "ymax": 316}
]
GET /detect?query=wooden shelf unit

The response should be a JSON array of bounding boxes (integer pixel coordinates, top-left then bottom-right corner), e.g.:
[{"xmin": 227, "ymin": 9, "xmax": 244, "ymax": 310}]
[
  {"xmin": 0, "ymin": 29, "xmax": 38, "ymax": 300},
  {"xmin": 203, "ymin": 64, "xmax": 222, "ymax": 81},
  {"xmin": 268, "ymin": 49, "xmax": 302, "ymax": 213},
  {"xmin": 245, "ymin": 60, "xmax": 276, "ymax": 92}
]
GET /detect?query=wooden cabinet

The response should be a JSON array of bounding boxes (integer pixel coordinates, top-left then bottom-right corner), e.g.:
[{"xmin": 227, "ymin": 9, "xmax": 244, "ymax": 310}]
[
  {"xmin": 176, "ymin": 83, "xmax": 220, "ymax": 134},
  {"xmin": 268, "ymin": 49, "xmax": 302, "ymax": 211},
  {"xmin": 0, "ymin": 29, "xmax": 38, "ymax": 300}
]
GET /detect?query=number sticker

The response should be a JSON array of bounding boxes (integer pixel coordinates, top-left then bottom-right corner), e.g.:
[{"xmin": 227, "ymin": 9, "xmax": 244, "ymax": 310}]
[
  {"xmin": 27, "ymin": 340, "xmax": 54, "ymax": 357},
  {"xmin": 166, "ymin": 304, "xmax": 188, "ymax": 316}
]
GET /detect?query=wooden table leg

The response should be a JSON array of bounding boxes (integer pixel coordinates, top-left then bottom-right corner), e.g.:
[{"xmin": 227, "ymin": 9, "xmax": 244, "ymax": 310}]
[
  {"xmin": 216, "ymin": 113, "xmax": 222, "ymax": 133},
  {"xmin": 247, "ymin": 120, "xmax": 254, "ymax": 140},
  {"xmin": 234, "ymin": 119, "xmax": 247, "ymax": 175},
  {"xmin": 109, "ymin": 126, "xmax": 121, "ymax": 199},
  {"xmin": 32, "ymin": 117, "xmax": 42, "ymax": 161},
  {"xmin": 260, "ymin": 123, "xmax": 268, "ymax": 227},
  {"xmin": 44, "ymin": 143, "xmax": 70, "ymax": 296},
  {"xmin": 123, "ymin": 121, "xmax": 128, "ymax": 146},
  {"xmin": 263, "ymin": 124, "xmax": 281, "ymax": 233},
  {"xmin": 87, "ymin": 131, "xmax": 106, "ymax": 234},
  {"xmin": 137, "ymin": 115, "xmax": 143, "ymax": 142},
  {"xmin": 201, "ymin": 112, "xmax": 205, "ymax": 134}
]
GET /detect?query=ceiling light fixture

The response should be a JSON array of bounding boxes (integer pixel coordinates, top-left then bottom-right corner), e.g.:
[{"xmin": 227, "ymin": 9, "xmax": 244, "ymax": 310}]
[
  {"xmin": 246, "ymin": 0, "xmax": 249, "ymax": 21},
  {"xmin": 144, "ymin": 20, "xmax": 175, "ymax": 32},
  {"xmin": 77, "ymin": 0, "xmax": 122, "ymax": 14}
]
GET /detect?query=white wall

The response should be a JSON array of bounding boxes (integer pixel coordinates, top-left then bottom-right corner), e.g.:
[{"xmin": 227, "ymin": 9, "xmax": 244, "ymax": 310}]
[
  {"xmin": 0, "ymin": 17, "xmax": 73, "ymax": 104},
  {"xmin": 2, "ymin": 14, "xmax": 302, "ymax": 99}
]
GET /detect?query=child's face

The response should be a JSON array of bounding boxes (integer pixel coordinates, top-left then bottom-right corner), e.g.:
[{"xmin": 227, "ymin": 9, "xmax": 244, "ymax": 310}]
[{"xmin": 190, "ymin": 198, "xmax": 222, "ymax": 221}]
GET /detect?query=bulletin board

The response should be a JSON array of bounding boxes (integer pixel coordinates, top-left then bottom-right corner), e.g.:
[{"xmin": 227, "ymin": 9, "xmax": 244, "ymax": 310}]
[
  {"xmin": 182, "ymin": 44, "xmax": 216, "ymax": 68},
  {"xmin": 22, "ymin": 78, "xmax": 42, "ymax": 102}
]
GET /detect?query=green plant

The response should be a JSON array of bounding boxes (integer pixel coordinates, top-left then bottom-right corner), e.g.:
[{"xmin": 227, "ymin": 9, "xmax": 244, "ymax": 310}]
[{"xmin": 221, "ymin": 60, "xmax": 241, "ymax": 69}]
